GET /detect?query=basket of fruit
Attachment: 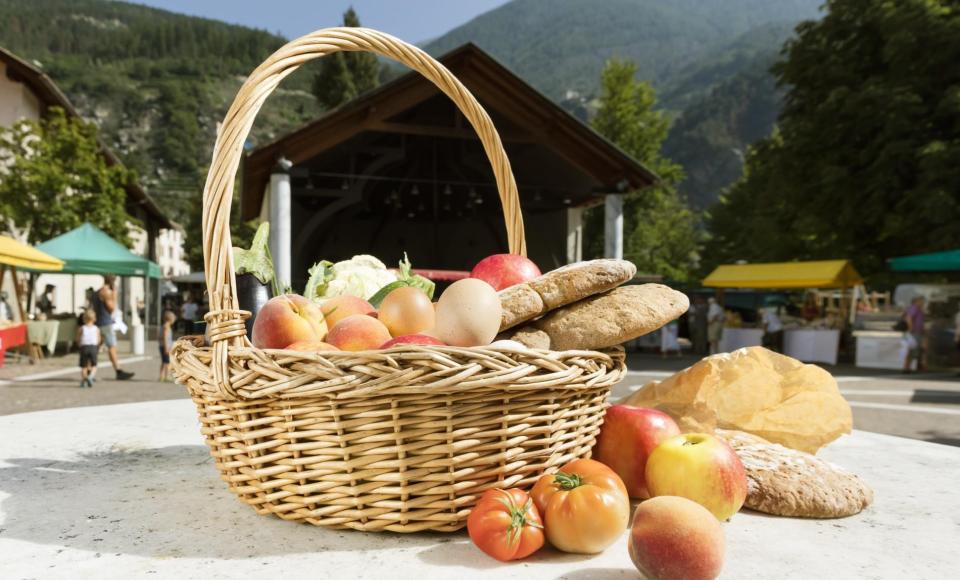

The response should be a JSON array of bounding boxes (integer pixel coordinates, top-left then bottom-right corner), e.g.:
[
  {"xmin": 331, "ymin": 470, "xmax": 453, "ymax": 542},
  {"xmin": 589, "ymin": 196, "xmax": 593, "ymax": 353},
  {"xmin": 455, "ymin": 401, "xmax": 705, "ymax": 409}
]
[{"xmin": 172, "ymin": 27, "xmax": 687, "ymax": 533}]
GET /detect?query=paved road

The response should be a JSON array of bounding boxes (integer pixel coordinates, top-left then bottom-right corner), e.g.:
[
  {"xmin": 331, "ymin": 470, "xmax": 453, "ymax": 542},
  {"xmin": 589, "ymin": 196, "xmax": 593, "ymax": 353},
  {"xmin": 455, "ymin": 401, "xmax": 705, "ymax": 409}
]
[
  {"xmin": 0, "ymin": 349, "xmax": 186, "ymax": 416},
  {"xmin": 2, "ymin": 348, "xmax": 958, "ymax": 446}
]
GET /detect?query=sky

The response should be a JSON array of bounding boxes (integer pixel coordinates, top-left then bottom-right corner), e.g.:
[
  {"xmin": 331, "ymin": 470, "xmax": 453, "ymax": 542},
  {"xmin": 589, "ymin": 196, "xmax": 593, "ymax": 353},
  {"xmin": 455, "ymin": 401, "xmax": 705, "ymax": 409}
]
[{"xmin": 125, "ymin": 1, "xmax": 511, "ymax": 44}]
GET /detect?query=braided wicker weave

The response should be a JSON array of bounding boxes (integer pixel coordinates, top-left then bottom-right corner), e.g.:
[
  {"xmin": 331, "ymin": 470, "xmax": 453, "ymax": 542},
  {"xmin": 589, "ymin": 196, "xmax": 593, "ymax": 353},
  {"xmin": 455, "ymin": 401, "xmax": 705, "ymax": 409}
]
[{"xmin": 172, "ymin": 27, "xmax": 626, "ymax": 533}]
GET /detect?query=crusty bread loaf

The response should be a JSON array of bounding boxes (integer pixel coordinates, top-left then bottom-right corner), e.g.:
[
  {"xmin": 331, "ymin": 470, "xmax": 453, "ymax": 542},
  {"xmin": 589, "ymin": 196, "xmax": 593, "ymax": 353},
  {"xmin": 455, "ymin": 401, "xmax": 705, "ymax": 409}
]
[
  {"xmin": 498, "ymin": 283, "xmax": 545, "ymax": 330},
  {"xmin": 716, "ymin": 429, "xmax": 874, "ymax": 518},
  {"xmin": 501, "ymin": 326, "xmax": 551, "ymax": 349},
  {"xmin": 504, "ymin": 284, "xmax": 688, "ymax": 351},
  {"xmin": 498, "ymin": 259, "xmax": 636, "ymax": 331}
]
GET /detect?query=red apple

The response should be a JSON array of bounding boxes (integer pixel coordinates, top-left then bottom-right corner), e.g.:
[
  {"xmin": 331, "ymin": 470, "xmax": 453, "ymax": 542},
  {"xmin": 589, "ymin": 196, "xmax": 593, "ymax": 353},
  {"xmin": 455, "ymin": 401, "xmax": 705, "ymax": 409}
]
[
  {"xmin": 470, "ymin": 254, "xmax": 541, "ymax": 291},
  {"xmin": 380, "ymin": 334, "xmax": 446, "ymax": 348},
  {"xmin": 629, "ymin": 496, "xmax": 725, "ymax": 580},
  {"xmin": 645, "ymin": 433, "xmax": 748, "ymax": 520},
  {"xmin": 593, "ymin": 405, "xmax": 681, "ymax": 498},
  {"xmin": 251, "ymin": 294, "xmax": 328, "ymax": 349}
]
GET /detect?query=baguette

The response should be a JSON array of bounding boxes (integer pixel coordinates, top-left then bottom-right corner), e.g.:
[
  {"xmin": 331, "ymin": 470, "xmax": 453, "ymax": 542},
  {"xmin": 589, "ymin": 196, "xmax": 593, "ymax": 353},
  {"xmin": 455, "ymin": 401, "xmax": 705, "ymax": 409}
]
[
  {"xmin": 498, "ymin": 259, "xmax": 636, "ymax": 331},
  {"xmin": 504, "ymin": 284, "xmax": 688, "ymax": 351}
]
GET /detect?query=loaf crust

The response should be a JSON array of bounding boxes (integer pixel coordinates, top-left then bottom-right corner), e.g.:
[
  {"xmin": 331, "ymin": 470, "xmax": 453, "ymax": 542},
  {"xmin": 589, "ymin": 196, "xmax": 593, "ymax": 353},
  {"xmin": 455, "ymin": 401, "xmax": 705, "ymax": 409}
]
[
  {"xmin": 716, "ymin": 429, "xmax": 874, "ymax": 518},
  {"xmin": 505, "ymin": 284, "xmax": 688, "ymax": 351},
  {"xmin": 498, "ymin": 283, "xmax": 545, "ymax": 330},
  {"xmin": 503, "ymin": 326, "xmax": 552, "ymax": 349},
  {"xmin": 498, "ymin": 259, "xmax": 636, "ymax": 331}
]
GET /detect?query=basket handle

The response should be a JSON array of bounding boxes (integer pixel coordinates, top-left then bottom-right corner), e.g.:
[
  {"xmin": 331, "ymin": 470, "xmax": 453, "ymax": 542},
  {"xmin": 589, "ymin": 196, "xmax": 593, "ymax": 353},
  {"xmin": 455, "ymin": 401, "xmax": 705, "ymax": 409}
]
[{"xmin": 201, "ymin": 27, "xmax": 526, "ymax": 357}]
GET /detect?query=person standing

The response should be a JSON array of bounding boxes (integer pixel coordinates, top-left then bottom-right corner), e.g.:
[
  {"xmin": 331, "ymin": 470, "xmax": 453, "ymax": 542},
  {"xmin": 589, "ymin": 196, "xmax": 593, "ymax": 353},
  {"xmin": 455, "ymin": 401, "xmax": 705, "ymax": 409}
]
[
  {"xmin": 0, "ymin": 291, "xmax": 13, "ymax": 321},
  {"xmin": 91, "ymin": 274, "xmax": 135, "ymax": 380},
  {"xmin": 707, "ymin": 297, "xmax": 725, "ymax": 355},
  {"xmin": 159, "ymin": 310, "xmax": 176, "ymax": 382},
  {"xmin": 801, "ymin": 292, "xmax": 821, "ymax": 322},
  {"xmin": 37, "ymin": 284, "xmax": 56, "ymax": 316},
  {"xmin": 660, "ymin": 320, "xmax": 681, "ymax": 358},
  {"xmin": 690, "ymin": 295, "xmax": 709, "ymax": 355},
  {"xmin": 180, "ymin": 293, "xmax": 198, "ymax": 335},
  {"xmin": 76, "ymin": 309, "xmax": 100, "ymax": 388},
  {"xmin": 761, "ymin": 306, "xmax": 784, "ymax": 353},
  {"xmin": 902, "ymin": 296, "xmax": 926, "ymax": 373}
]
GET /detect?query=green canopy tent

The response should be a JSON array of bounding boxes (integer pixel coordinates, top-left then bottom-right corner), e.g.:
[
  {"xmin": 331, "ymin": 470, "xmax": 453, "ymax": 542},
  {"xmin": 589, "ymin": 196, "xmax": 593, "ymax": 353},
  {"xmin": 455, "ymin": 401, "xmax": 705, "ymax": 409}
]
[
  {"xmin": 30, "ymin": 223, "xmax": 162, "ymax": 345},
  {"xmin": 888, "ymin": 249, "xmax": 960, "ymax": 272},
  {"xmin": 36, "ymin": 223, "xmax": 160, "ymax": 277}
]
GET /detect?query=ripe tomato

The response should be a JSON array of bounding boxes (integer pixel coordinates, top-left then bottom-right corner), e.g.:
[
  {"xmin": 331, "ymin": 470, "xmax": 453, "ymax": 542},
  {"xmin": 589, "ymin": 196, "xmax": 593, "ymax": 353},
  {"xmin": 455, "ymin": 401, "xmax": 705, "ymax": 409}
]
[
  {"xmin": 467, "ymin": 488, "xmax": 545, "ymax": 562},
  {"xmin": 530, "ymin": 458, "xmax": 630, "ymax": 554}
]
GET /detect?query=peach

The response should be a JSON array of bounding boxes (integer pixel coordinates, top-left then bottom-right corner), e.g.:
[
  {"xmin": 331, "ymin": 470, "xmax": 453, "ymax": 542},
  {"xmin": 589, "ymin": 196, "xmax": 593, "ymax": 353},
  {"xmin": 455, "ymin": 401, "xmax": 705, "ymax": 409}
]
[
  {"xmin": 251, "ymin": 294, "xmax": 327, "ymax": 349},
  {"xmin": 326, "ymin": 314, "xmax": 392, "ymax": 352},
  {"xmin": 286, "ymin": 340, "xmax": 340, "ymax": 352},
  {"xmin": 321, "ymin": 295, "xmax": 375, "ymax": 328},
  {"xmin": 629, "ymin": 496, "xmax": 725, "ymax": 580},
  {"xmin": 380, "ymin": 334, "xmax": 445, "ymax": 348}
]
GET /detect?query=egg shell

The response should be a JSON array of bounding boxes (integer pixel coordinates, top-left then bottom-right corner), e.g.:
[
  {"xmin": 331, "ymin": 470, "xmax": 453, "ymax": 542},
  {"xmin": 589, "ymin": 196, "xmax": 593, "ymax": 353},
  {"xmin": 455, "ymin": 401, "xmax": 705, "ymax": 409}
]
[{"xmin": 434, "ymin": 278, "xmax": 502, "ymax": 347}]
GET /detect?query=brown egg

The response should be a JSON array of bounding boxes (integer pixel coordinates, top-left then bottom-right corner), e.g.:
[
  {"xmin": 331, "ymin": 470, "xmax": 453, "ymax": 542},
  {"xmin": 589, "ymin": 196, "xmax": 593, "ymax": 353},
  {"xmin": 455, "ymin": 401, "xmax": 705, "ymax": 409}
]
[
  {"xmin": 379, "ymin": 286, "xmax": 435, "ymax": 337},
  {"xmin": 434, "ymin": 278, "xmax": 502, "ymax": 347}
]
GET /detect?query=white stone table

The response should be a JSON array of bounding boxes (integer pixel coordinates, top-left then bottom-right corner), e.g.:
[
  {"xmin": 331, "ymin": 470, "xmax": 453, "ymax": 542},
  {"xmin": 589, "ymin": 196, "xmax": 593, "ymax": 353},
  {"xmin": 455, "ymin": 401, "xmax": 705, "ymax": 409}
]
[{"xmin": 1, "ymin": 399, "xmax": 958, "ymax": 579}]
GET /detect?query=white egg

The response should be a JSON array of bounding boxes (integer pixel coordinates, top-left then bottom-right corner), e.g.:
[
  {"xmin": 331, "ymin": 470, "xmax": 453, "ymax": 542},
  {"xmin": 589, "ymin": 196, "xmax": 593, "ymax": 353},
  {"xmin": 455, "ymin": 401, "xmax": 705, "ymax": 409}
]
[{"xmin": 434, "ymin": 278, "xmax": 502, "ymax": 347}]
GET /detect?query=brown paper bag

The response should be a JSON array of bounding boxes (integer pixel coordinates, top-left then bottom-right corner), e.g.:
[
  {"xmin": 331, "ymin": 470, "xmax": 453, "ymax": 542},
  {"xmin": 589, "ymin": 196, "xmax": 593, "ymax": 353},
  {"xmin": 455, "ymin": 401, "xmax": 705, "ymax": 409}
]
[{"xmin": 621, "ymin": 347, "xmax": 852, "ymax": 454}]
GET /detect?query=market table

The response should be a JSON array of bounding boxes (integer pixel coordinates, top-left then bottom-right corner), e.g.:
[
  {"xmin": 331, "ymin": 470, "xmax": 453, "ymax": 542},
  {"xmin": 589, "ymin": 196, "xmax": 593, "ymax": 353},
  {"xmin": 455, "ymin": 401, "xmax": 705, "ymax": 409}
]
[
  {"xmin": 718, "ymin": 327, "xmax": 763, "ymax": 353},
  {"xmin": 25, "ymin": 319, "xmax": 59, "ymax": 360},
  {"xmin": 783, "ymin": 328, "xmax": 840, "ymax": 365},
  {"xmin": 0, "ymin": 323, "xmax": 26, "ymax": 367},
  {"xmin": 854, "ymin": 330, "xmax": 906, "ymax": 370},
  {"xmin": 0, "ymin": 399, "xmax": 957, "ymax": 579}
]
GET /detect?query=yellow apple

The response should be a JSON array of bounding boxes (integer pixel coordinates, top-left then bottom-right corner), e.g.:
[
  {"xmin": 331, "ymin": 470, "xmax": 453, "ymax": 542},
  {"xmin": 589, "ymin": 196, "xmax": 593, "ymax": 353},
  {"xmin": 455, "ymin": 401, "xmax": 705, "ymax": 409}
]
[{"xmin": 644, "ymin": 433, "xmax": 747, "ymax": 520}]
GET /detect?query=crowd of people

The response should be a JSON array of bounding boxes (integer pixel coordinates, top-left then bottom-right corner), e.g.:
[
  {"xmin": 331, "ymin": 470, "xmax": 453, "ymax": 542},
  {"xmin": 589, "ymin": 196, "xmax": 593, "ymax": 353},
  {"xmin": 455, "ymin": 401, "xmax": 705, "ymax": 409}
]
[{"xmin": 13, "ymin": 274, "xmax": 207, "ymax": 387}]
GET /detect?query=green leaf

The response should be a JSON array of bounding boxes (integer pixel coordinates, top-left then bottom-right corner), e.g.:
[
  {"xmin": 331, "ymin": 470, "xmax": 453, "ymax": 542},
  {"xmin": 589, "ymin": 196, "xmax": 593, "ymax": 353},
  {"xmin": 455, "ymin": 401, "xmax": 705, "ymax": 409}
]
[
  {"xmin": 233, "ymin": 221, "xmax": 274, "ymax": 285},
  {"xmin": 367, "ymin": 280, "xmax": 407, "ymax": 308},
  {"xmin": 397, "ymin": 253, "xmax": 435, "ymax": 300},
  {"xmin": 304, "ymin": 259, "xmax": 335, "ymax": 301}
]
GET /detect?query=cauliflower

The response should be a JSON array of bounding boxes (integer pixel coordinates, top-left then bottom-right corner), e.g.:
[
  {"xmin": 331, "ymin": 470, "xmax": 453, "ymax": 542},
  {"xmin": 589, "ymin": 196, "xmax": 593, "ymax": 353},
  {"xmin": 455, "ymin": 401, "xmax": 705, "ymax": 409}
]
[{"xmin": 304, "ymin": 254, "xmax": 398, "ymax": 302}]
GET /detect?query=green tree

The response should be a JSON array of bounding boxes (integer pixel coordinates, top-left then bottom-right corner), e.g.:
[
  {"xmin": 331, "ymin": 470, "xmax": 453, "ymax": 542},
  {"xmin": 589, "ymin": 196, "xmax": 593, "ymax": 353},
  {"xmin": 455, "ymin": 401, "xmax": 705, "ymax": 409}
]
[
  {"xmin": 586, "ymin": 58, "xmax": 700, "ymax": 280},
  {"xmin": 312, "ymin": 7, "xmax": 380, "ymax": 110},
  {"xmin": 0, "ymin": 108, "xmax": 136, "ymax": 245},
  {"xmin": 709, "ymin": 0, "xmax": 960, "ymax": 277}
]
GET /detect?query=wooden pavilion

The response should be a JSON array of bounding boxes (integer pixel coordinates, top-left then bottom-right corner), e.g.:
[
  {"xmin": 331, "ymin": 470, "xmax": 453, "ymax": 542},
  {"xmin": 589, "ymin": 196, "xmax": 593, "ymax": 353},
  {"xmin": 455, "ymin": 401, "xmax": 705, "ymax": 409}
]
[{"xmin": 241, "ymin": 44, "xmax": 657, "ymax": 288}]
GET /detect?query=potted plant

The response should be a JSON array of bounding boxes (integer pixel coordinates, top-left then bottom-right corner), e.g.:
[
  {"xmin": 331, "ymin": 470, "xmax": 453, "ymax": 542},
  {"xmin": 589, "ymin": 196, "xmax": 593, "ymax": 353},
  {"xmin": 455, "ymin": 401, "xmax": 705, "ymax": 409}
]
[{"xmin": 233, "ymin": 222, "xmax": 277, "ymax": 339}]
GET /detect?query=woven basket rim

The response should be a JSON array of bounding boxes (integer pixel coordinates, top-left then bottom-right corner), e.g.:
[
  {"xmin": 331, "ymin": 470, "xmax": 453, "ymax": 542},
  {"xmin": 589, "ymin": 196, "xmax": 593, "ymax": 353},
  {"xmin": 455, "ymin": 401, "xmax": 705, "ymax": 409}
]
[{"xmin": 174, "ymin": 335, "xmax": 625, "ymax": 402}]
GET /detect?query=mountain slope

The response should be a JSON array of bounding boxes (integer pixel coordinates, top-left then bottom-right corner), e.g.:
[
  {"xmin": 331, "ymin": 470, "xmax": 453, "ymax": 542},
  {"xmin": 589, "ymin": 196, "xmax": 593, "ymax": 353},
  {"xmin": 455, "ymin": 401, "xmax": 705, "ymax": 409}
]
[
  {"xmin": 424, "ymin": 0, "xmax": 821, "ymax": 207},
  {"xmin": 0, "ymin": 0, "xmax": 320, "ymax": 220},
  {"xmin": 424, "ymin": 0, "xmax": 820, "ymax": 99},
  {"xmin": 661, "ymin": 24, "xmax": 797, "ymax": 208}
]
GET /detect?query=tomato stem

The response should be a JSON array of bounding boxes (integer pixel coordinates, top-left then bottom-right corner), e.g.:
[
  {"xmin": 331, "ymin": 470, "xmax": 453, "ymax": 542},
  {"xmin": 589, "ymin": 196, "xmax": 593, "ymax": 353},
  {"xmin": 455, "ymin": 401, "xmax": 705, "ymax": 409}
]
[
  {"xmin": 553, "ymin": 471, "xmax": 583, "ymax": 490},
  {"xmin": 495, "ymin": 490, "xmax": 541, "ymax": 547}
]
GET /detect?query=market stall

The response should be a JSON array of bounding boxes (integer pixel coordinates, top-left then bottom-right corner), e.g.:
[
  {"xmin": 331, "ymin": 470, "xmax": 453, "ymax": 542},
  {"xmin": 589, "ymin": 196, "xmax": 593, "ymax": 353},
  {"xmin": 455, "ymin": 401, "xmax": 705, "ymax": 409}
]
[
  {"xmin": 0, "ymin": 236, "xmax": 64, "ymax": 366},
  {"xmin": 703, "ymin": 260, "xmax": 862, "ymax": 363},
  {"xmin": 884, "ymin": 248, "xmax": 960, "ymax": 368},
  {"xmin": 29, "ymin": 224, "xmax": 162, "ymax": 353},
  {"xmin": 888, "ymin": 248, "xmax": 960, "ymax": 272}
]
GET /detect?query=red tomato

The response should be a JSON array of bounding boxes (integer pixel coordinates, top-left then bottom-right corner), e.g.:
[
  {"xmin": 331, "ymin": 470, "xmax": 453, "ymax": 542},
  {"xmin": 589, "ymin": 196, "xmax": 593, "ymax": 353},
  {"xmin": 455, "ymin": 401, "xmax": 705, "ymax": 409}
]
[
  {"xmin": 467, "ymin": 488, "xmax": 545, "ymax": 562},
  {"xmin": 530, "ymin": 458, "xmax": 630, "ymax": 554}
]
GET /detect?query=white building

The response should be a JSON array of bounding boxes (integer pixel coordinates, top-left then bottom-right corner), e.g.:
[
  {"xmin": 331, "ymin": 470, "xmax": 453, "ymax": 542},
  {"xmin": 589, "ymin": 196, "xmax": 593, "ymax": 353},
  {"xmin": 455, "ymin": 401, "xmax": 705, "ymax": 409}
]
[{"xmin": 0, "ymin": 46, "xmax": 187, "ymax": 331}]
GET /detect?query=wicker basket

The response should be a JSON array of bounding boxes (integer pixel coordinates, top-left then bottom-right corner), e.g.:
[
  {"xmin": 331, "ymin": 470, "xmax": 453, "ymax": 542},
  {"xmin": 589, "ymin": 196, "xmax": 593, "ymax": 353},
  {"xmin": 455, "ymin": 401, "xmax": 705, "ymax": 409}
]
[{"xmin": 171, "ymin": 27, "xmax": 626, "ymax": 533}]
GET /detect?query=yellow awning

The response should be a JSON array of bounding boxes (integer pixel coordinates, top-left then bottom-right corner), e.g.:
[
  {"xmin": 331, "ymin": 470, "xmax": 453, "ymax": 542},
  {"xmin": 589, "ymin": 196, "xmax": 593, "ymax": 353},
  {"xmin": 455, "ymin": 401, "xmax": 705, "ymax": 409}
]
[
  {"xmin": 703, "ymin": 260, "xmax": 862, "ymax": 289},
  {"xmin": 0, "ymin": 235, "xmax": 64, "ymax": 271}
]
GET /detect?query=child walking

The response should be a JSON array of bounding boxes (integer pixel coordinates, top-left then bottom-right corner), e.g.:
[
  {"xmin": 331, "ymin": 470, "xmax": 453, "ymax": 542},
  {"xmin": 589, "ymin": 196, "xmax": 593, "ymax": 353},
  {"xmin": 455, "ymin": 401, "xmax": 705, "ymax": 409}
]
[
  {"xmin": 77, "ymin": 309, "xmax": 100, "ymax": 388},
  {"xmin": 159, "ymin": 310, "xmax": 176, "ymax": 382}
]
